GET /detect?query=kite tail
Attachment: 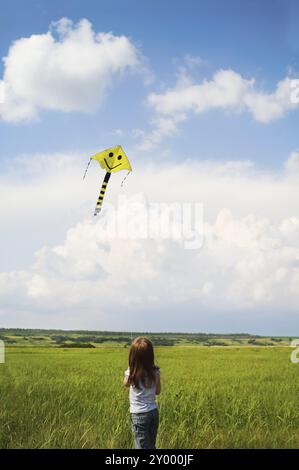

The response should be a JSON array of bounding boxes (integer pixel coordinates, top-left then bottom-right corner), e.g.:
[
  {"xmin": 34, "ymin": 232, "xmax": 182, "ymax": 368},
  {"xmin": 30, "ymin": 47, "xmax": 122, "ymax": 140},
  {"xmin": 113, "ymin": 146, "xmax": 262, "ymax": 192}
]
[{"xmin": 94, "ymin": 171, "xmax": 111, "ymax": 216}]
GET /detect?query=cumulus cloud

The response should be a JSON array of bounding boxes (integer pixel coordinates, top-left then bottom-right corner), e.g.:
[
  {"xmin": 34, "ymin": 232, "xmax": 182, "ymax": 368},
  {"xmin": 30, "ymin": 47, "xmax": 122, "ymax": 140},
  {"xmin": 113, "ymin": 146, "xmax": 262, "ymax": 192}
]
[
  {"xmin": 139, "ymin": 69, "xmax": 299, "ymax": 149},
  {"xmin": 2, "ymin": 204, "xmax": 299, "ymax": 328},
  {"xmin": 1, "ymin": 151, "xmax": 299, "ymax": 330},
  {"xmin": 0, "ymin": 18, "xmax": 141, "ymax": 122},
  {"xmin": 285, "ymin": 150, "xmax": 299, "ymax": 174}
]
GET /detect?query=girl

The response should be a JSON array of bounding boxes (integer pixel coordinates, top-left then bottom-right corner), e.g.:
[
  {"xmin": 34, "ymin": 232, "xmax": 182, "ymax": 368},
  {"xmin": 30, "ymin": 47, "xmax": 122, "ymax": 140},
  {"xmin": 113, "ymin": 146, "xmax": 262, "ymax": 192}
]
[{"xmin": 123, "ymin": 337, "xmax": 161, "ymax": 449}]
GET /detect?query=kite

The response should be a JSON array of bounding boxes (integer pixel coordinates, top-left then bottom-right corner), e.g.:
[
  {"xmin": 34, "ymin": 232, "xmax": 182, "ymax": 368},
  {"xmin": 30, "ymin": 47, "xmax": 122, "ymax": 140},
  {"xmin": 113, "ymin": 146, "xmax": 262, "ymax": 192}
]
[{"xmin": 83, "ymin": 145, "xmax": 132, "ymax": 216}]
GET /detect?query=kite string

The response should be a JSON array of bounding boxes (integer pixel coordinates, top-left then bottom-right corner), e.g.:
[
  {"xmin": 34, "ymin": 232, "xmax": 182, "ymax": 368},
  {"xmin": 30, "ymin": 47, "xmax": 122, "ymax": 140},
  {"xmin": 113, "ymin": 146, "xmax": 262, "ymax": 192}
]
[
  {"xmin": 121, "ymin": 170, "xmax": 132, "ymax": 187},
  {"xmin": 83, "ymin": 158, "xmax": 92, "ymax": 180}
]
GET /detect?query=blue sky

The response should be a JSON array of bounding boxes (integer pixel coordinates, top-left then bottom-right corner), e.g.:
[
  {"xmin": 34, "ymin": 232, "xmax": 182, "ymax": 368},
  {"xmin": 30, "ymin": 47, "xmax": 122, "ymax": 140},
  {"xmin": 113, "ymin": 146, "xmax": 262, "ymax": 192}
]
[
  {"xmin": 0, "ymin": 0, "xmax": 299, "ymax": 333},
  {"xmin": 0, "ymin": 0, "xmax": 298, "ymax": 167}
]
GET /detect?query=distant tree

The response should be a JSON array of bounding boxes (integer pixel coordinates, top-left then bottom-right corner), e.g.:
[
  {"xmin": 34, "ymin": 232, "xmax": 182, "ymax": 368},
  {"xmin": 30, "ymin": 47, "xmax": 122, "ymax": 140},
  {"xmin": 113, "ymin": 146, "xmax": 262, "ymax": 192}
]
[{"xmin": 58, "ymin": 343, "xmax": 95, "ymax": 348}]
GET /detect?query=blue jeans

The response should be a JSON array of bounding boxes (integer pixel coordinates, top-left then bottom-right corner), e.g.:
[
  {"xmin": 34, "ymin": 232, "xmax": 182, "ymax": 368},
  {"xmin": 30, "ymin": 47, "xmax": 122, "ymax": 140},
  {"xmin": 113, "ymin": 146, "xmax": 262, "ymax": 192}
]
[{"xmin": 131, "ymin": 408, "xmax": 159, "ymax": 449}]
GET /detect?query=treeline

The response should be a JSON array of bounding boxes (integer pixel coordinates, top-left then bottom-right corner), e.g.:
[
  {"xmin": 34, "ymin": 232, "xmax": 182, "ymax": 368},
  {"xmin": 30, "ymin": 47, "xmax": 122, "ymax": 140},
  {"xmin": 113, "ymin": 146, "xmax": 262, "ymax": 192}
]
[
  {"xmin": 59, "ymin": 343, "xmax": 96, "ymax": 348},
  {"xmin": 51, "ymin": 335, "xmax": 176, "ymax": 346},
  {"xmin": 0, "ymin": 328, "xmax": 263, "ymax": 339},
  {"xmin": 248, "ymin": 339, "xmax": 274, "ymax": 346},
  {"xmin": 51, "ymin": 335, "xmax": 132, "ymax": 344},
  {"xmin": 0, "ymin": 329, "xmax": 291, "ymax": 347}
]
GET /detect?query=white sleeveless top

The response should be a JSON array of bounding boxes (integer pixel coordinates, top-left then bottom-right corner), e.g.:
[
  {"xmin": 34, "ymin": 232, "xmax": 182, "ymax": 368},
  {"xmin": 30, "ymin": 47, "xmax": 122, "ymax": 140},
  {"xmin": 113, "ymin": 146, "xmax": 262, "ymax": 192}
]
[{"xmin": 124, "ymin": 367, "xmax": 160, "ymax": 414}]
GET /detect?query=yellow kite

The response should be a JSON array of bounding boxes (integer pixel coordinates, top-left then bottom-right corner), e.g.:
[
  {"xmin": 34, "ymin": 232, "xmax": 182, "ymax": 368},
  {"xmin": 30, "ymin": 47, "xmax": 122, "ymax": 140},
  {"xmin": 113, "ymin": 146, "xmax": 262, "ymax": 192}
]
[{"xmin": 83, "ymin": 145, "xmax": 132, "ymax": 216}]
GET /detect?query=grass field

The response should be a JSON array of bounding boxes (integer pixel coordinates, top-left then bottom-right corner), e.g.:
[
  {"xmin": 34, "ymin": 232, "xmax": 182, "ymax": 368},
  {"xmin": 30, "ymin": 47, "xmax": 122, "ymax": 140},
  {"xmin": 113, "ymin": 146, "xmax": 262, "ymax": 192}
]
[{"xmin": 0, "ymin": 345, "xmax": 298, "ymax": 449}]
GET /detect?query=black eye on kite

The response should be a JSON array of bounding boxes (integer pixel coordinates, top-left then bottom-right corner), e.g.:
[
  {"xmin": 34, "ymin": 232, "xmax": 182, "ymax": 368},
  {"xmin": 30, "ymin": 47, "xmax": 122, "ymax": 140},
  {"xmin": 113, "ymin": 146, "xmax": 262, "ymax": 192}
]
[
  {"xmin": 109, "ymin": 152, "xmax": 113, "ymax": 157},
  {"xmin": 117, "ymin": 155, "xmax": 122, "ymax": 160}
]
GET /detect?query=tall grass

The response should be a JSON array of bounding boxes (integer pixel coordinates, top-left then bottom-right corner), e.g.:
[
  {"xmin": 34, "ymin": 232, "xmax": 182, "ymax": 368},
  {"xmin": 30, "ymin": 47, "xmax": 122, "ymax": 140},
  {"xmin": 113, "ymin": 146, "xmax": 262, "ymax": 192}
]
[{"xmin": 0, "ymin": 347, "xmax": 298, "ymax": 448}]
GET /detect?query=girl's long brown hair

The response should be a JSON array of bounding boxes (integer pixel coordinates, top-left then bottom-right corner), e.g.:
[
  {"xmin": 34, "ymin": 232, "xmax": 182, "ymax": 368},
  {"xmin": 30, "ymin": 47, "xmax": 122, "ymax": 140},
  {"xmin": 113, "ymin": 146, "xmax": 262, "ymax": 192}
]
[{"xmin": 128, "ymin": 337, "xmax": 156, "ymax": 388}]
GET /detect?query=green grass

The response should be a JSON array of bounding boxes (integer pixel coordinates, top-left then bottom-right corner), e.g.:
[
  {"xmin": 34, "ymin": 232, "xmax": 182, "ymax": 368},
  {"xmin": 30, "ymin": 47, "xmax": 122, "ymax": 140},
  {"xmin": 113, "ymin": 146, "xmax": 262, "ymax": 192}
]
[{"xmin": 0, "ymin": 346, "xmax": 298, "ymax": 448}]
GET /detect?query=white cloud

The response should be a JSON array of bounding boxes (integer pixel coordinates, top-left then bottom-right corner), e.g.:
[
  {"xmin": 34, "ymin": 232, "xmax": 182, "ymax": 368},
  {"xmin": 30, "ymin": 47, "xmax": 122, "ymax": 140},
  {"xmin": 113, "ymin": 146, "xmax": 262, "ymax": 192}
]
[
  {"xmin": 149, "ymin": 70, "xmax": 252, "ymax": 115},
  {"xmin": 285, "ymin": 150, "xmax": 299, "ymax": 174},
  {"xmin": 137, "ymin": 115, "xmax": 185, "ymax": 151},
  {"xmin": 140, "ymin": 69, "xmax": 299, "ymax": 149},
  {"xmin": 244, "ymin": 77, "xmax": 297, "ymax": 122},
  {"xmin": 0, "ymin": 80, "xmax": 5, "ymax": 103},
  {"xmin": 0, "ymin": 18, "xmax": 141, "ymax": 122},
  {"xmin": 183, "ymin": 54, "xmax": 204, "ymax": 69},
  {"xmin": 1, "ymin": 151, "xmax": 299, "ymax": 330}
]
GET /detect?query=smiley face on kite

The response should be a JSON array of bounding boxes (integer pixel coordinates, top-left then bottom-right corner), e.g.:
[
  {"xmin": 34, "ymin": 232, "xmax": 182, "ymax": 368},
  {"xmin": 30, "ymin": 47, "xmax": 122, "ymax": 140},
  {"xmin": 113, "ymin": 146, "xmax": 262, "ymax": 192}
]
[
  {"xmin": 83, "ymin": 145, "xmax": 132, "ymax": 216},
  {"xmin": 91, "ymin": 145, "xmax": 132, "ymax": 173}
]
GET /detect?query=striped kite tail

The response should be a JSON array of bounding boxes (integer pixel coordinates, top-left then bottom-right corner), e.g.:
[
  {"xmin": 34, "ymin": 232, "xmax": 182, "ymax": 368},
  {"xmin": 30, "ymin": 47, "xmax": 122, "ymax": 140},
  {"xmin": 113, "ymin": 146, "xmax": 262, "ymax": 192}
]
[{"xmin": 94, "ymin": 171, "xmax": 111, "ymax": 216}]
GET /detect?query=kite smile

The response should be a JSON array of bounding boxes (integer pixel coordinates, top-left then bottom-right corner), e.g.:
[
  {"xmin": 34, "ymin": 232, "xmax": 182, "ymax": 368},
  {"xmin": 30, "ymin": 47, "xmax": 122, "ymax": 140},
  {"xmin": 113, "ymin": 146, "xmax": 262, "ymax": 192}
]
[{"xmin": 104, "ymin": 158, "xmax": 122, "ymax": 170}]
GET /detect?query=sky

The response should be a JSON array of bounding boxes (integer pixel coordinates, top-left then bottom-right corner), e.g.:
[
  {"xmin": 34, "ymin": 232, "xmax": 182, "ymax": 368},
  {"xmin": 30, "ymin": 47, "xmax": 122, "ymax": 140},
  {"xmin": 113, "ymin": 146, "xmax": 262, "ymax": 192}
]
[{"xmin": 0, "ymin": 0, "xmax": 299, "ymax": 334}]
